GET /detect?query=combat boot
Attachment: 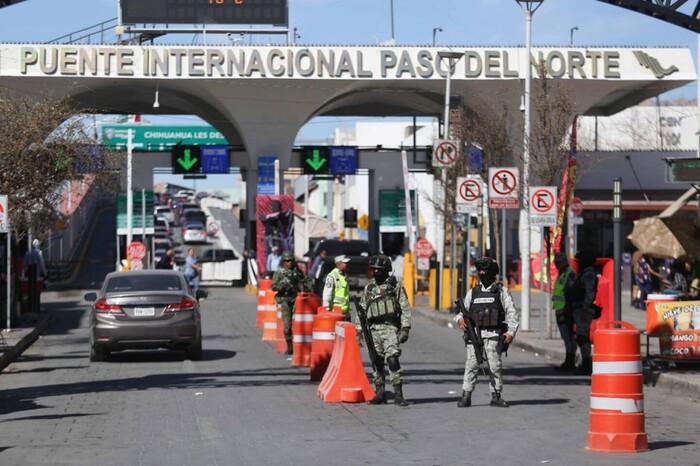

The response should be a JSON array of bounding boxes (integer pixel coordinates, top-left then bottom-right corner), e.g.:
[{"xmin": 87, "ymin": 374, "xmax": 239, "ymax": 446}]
[
  {"xmin": 490, "ymin": 391, "xmax": 509, "ymax": 408},
  {"xmin": 456, "ymin": 390, "xmax": 472, "ymax": 408},
  {"xmin": 368, "ymin": 385, "xmax": 387, "ymax": 405},
  {"xmin": 574, "ymin": 356, "xmax": 593, "ymax": 375},
  {"xmin": 554, "ymin": 353, "xmax": 576, "ymax": 372},
  {"xmin": 393, "ymin": 384, "xmax": 408, "ymax": 407},
  {"xmin": 284, "ymin": 339, "xmax": 293, "ymax": 356}
]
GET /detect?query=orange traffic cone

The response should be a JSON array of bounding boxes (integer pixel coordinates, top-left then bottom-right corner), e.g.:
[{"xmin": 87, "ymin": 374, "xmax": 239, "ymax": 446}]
[
  {"xmin": 587, "ymin": 321, "xmax": 649, "ymax": 453},
  {"xmin": 317, "ymin": 322, "xmax": 375, "ymax": 403}
]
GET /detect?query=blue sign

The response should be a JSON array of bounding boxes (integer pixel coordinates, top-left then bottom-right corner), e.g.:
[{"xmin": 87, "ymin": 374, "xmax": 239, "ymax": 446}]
[
  {"xmin": 258, "ymin": 156, "xmax": 277, "ymax": 195},
  {"xmin": 329, "ymin": 146, "xmax": 358, "ymax": 175},
  {"xmin": 201, "ymin": 145, "xmax": 229, "ymax": 174}
]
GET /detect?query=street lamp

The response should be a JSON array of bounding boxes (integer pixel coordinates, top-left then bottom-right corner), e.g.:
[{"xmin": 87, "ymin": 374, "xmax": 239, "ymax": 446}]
[
  {"xmin": 436, "ymin": 50, "xmax": 464, "ymax": 310},
  {"xmin": 515, "ymin": 0, "xmax": 544, "ymax": 331},
  {"xmin": 570, "ymin": 26, "xmax": 579, "ymax": 46},
  {"xmin": 433, "ymin": 27, "xmax": 443, "ymax": 46},
  {"xmin": 389, "ymin": 0, "xmax": 395, "ymax": 44}
]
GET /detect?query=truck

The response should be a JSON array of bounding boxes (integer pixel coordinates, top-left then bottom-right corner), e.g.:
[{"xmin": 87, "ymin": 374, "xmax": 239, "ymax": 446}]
[{"xmin": 312, "ymin": 239, "xmax": 375, "ymax": 291}]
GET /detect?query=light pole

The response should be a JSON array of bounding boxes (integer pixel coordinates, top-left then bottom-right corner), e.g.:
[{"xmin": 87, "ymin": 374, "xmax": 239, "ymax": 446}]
[
  {"xmin": 516, "ymin": 0, "xmax": 543, "ymax": 331},
  {"xmin": 389, "ymin": 0, "xmax": 395, "ymax": 44},
  {"xmin": 433, "ymin": 27, "xmax": 443, "ymax": 46},
  {"xmin": 436, "ymin": 50, "xmax": 464, "ymax": 310},
  {"xmin": 570, "ymin": 26, "xmax": 578, "ymax": 46}
]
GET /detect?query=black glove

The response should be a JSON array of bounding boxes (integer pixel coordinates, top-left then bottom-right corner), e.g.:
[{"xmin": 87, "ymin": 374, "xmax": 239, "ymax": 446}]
[{"xmin": 398, "ymin": 327, "xmax": 410, "ymax": 344}]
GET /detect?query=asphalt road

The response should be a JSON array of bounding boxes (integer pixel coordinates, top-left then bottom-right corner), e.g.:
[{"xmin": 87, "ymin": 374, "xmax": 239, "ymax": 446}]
[{"xmin": 1, "ymin": 287, "xmax": 699, "ymax": 465}]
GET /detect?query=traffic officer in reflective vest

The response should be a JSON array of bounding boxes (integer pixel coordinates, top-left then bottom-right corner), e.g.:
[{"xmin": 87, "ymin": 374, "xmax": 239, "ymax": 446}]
[
  {"xmin": 322, "ymin": 255, "xmax": 350, "ymax": 316},
  {"xmin": 552, "ymin": 253, "xmax": 578, "ymax": 372},
  {"xmin": 360, "ymin": 254, "xmax": 412, "ymax": 407},
  {"xmin": 454, "ymin": 257, "xmax": 519, "ymax": 408},
  {"xmin": 271, "ymin": 251, "xmax": 313, "ymax": 355}
]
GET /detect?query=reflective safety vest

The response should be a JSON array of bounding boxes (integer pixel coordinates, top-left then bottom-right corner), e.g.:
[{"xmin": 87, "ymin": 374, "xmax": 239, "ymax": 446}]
[
  {"xmin": 328, "ymin": 268, "xmax": 350, "ymax": 314},
  {"xmin": 553, "ymin": 268, "xmax": 573, "ymax": 312}
]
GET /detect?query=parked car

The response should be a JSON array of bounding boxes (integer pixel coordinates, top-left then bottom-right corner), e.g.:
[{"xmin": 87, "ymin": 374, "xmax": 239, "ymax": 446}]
[
  {"xmin": 84, "ymin": 270, "xmax": 206, "ymax": 361},
  {"xmin": 312, "ymin": 239, "xmax": 374, "ymax": 290}
]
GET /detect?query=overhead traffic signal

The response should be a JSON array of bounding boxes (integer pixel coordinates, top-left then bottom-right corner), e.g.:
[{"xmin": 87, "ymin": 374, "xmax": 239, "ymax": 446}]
[
  {"xmin": 302, "ymin": 146, "xmax": 330, "ymax": 175},
  {"xmin": 172, "ymin": 144, "xmax": 201, "ymax": 175}
]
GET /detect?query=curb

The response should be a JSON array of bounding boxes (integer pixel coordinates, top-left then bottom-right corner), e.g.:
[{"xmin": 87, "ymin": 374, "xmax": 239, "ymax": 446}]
[{"xmin": 0, "ymin": 312, "xmax": 53, "ymax": 372}]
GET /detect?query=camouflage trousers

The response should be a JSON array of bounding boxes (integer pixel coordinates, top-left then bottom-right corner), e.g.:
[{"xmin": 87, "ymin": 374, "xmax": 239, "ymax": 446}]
[
  {"xmin": 278, "ymin": 299, "xmax": 295, "ymax": 343},
  {"xmin": 369, "ymin": 323, "xmax": 402, "ymax": 386},
  {"xmin": 462, "ymin": 336, "xmax": 503, "ymax": 394}
]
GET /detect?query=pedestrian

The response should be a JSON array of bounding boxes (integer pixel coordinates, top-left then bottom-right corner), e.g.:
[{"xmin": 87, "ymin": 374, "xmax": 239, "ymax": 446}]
[
  {"xmin": 665, "ymin": 259, "xmax": 688, "ymax": 295},
  {"xmin": 184, "ymin": 247, "xmax": 202, "ymax": 292},
  {"xmin": 454, "ymin": 256, "xmax": 519, "ymax": 408},
  {"xmin": 271, "ymin": 251, "xmax": 313, "ymax": 355},
  {"xmin": 309, "ymin": 248, "xmax": 328, "ymax": 294},
  {"xmin": 635, "ymin": 253, "xmax": 664, "ymax": 309},
  {"xmin": 552, "ymin": 252, "xmax": 578, "ymax": 372},
  {"xmin": 23, "ymin": 238, "xmax": 47, "ymax": 314},
  {"xmin": 322, "ymin": 254, "xmax": 350, "ymax": 316},
  {"xmin": 570, "ymin": 250, "xmax": 598, "ymax": 375},
  {"xmin": 360, "ymin": 254, "xmax": 412, "ymax": 407},
  {"xmin": 156, "ymin": 247, "xmax": 175, "ymax": 270},
  {"xmin": 266, "ymin": 245, "xmax": 282, "ymax": 275}
]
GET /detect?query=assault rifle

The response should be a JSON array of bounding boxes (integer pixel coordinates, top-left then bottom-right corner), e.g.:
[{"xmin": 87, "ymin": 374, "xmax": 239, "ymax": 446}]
[
  {"xmin": 353, "ymin": 297, "xmax": 381, "ymax": 375},
  {"xmin": 455, "ymin": 298, "xmax": 490, "ymax": 375}
]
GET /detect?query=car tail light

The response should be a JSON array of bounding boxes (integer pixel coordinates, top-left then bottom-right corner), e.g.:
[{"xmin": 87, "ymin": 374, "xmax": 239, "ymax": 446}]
[
  {"xmin": 94, "ymin": 299, "xmax": 124, "ymax": 314},
  {"xmin": 165, "ymin": 297, "xmax": 196, "ymax": 313}
]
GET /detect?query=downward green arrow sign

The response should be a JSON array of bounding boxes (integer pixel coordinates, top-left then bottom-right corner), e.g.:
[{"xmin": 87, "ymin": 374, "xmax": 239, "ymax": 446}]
[
  {"xmin": 177, "ymin": 148, "xmax": 199, "ymax": 171},
  {"xmin": 306, "ymin": 149, "xmax": 327, "ymax": 171}
]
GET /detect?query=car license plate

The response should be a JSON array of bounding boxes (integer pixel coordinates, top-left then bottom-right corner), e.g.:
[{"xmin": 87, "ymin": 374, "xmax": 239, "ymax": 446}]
[{"xmin": 134, "ymin": 307, "xmax": 155, "ymax": 317}]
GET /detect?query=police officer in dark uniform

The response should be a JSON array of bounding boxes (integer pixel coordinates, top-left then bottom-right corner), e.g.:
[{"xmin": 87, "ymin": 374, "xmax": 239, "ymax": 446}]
[
  {"xmin": 360, "ymin": 254, "xmax": 412, "ymax": 407},
  {"xmin": 571, "ymin": 250, "xmax": 598, "ymax": 375}
]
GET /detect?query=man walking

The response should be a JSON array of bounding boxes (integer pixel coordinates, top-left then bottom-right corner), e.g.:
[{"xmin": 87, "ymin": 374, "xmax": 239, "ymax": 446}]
[{"xmin": 570, "ymin": 250, "xmax": 599, "ymax": 375}]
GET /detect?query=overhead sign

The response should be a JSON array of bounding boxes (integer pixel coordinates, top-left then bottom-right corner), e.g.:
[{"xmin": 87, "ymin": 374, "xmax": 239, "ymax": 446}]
[
  {"xmin": 432, "ymin": 139, "xmax": 458, "ymax": 167},
  {"xmin": 127, "ymin": 241, "xmax": 146, "ymax": 261},
  {"xmin": 102, "ymin": 125, "xmax": 229, "ymax": 151},
  {"xmin": 116, "ymin": 192, "xmax": 154, "ymax": 235},
  {"xmin": 302, "ymin": 146, "xmax": 330, "ymax": 175},
  {"xmin": 329, "ymin": 146, "xmax": 358, "ymax": 175},
  {"xmin": 488, "ymin": 167, "xmax": 519, "ymax": 209},
  {"xmin": 530, "ymin": 186, "xmax": 558, "ymax": 226},
  {"xmin": 379, "ymin": 189, "xmax": 417, "ymax": 232},
  {"xmin": 258, "ymin": 156, "xmax": 277, "ymax": 195},
  {"xmin": 172, "ymin": 144, "xmax": 202, "ymax": 175},
  {"xmin": 666, "ymin": 157, "xmax": 700, "ymax": 183},
  {"xmin": 0, "ymin": 195, "xmax": 7, "ymax": 233},
  {"xmin": 121, "ymin": 0, "xmax": 289, "ymax": 26},
  {"xmin": 456, "ymin": 175, "xmax": 484, "ymax": 214},
  {"xmin": 201, "ymin": 145, "xmax": 229, "ymax": 174}
]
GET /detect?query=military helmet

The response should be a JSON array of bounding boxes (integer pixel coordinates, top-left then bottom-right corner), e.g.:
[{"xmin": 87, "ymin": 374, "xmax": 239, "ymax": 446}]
[
  {"xmin": 369, "ymin": 254, "xmax": 392, "ymax": 271},
  {"xmin": 281, "ymin": 251, "xmax": 295, "ymax": 261},
  {"xmin": 474, "ymin": 256, "xmax": 499, "ymax": 275}
]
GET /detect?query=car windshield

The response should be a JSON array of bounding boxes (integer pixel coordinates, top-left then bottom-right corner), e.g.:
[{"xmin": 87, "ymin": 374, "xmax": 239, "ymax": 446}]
[{"xmin": 106, "ymin": 275, "xmax": 182, "ymax": 293}]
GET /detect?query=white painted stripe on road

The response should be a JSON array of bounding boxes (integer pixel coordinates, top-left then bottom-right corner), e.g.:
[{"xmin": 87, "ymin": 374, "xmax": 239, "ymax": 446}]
[
  {"xmin": 312, "ymin": 331, "xmax": 335, "ymax": 340},
  {"xmin": 293, "ymin": 335, "xmax": 313, "ymax": 343},
  {"xmin": 593, "ymin": 360, "xmax": 642, "ymax": 374},
  {"xmin": 263, "ymin": 322, "xmax": 277, "ymax": 329},
  {"xmin": 590, "ymin": 397, "xmax": 644, "ymax": 413},
  {"xmin": 294, "ymin": 314, "xmax": 315, "ymax": 322}
]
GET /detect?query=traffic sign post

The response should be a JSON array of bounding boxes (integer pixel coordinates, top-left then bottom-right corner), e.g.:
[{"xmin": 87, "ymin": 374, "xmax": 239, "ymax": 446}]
[
  {"xmin": 432, "ymin": 139, "xmax": 458, "ymax": 168},
  {"xmin": 456, "ymin": 175, "xmax": 484, "ymax": 214},
  {"xmin": 414, "ymin": 238, "xmax": 434, "ymax": 271},
  {"xmin": 571, "ymin": 197, "xmax": 583, "ymax": 216},
  {"xmin": 0, "ymin": 195, "xmax": 7, "ymax": 233},
  {"xmin": 529, "ymin": 186, "xmax": 557, "ymax": 226},
  {"xmin": 207, "ymin": 221, "xmax": 221, "ymax": 236},
  {"xmin": 488, "ymin": 167, "xmax": 519, "ymax": 209},
  {"xmin": 127, "ymin": 241, "xmax": 146, "ymax": 261}
]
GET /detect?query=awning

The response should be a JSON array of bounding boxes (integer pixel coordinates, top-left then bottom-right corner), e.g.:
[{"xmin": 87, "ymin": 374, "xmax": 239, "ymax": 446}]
[{"xmin": 628, "ymin": 216, "xmax": 700, "ymax": 259}]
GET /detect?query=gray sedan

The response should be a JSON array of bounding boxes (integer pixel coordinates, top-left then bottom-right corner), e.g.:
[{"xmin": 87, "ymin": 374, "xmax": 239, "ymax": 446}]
[{"xmin": 85, "ymin": 270, "xmax": 206, "ymax": 362}]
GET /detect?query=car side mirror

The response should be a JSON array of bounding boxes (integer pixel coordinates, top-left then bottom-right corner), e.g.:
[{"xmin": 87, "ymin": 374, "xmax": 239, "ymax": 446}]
[
  {"xmin": 196, "ymin": 289, "xmax": 208, "ymax": 300},
  {"xmin": 84, "ymin": 292, "xmax": 97, "ymax": 302}
]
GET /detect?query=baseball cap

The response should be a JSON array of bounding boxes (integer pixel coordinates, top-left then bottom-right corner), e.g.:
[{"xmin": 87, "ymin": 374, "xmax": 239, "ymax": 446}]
[{"xmin": 335, "ymin": 255, "xmax": 350, "ymax": 263}]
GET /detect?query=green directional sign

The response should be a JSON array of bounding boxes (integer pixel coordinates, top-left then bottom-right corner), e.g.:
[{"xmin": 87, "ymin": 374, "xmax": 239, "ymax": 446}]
[
  {"xmin": 172, "ymin": 144, "xmax": 202, "ymax": 174},
  {"xmin": 302, "ymin": 146, "xmax": 330, "ymax": 175}
]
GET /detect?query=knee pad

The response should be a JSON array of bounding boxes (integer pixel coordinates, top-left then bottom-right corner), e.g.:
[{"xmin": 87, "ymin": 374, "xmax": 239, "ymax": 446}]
[{"xmin": 387, "ymin": 356, "xmax": 401, "ymax": 372}]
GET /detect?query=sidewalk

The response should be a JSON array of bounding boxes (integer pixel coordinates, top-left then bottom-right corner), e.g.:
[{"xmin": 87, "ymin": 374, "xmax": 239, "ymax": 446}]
[{"xmin": 412, "ymin": 288, "xmax": 700, "ymax": 394}]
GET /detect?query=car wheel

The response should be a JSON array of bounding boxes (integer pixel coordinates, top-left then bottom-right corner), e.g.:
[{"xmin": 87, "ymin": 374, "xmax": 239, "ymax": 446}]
[
  {"xmin": 186, "ymin": 335, "xmax": 202, "ymax": 361},
  {"xmin": 90, "ymin": 346, "xmax": 107, "ymax": 362}
]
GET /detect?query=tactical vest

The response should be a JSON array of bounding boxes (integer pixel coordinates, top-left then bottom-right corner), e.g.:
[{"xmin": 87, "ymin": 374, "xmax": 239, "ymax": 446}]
[
  {"xmin": 553, "ymin": 268, "xmax": 573, "ymax": 312},
  {"xmin": 328, "ymin": 268, "xmax": 350, "ymax": 314},
  {"xmin": 366, "ymin": 282, "xmax": 401, "ymax": 324},
  {"xmin": 469, "ymin": 285, "xmax": 505, "ymax": 329}
]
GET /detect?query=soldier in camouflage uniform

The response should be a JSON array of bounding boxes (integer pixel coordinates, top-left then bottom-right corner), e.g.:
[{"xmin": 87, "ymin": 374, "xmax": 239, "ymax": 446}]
[
  {"xmin": 360, "ymin": 254, "xmax": 412, "ymax": 407},
  {"xmin": 271, "ymin": 251, "xmax": 313, "ymax": 355},
  {"xmin": 454, "ymin": 257, "xmax": 519, "ymax": 408}
]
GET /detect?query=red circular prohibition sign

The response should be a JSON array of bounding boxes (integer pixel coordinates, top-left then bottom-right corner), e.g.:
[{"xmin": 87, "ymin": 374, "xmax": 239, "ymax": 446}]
[
  {"xmin": 491, "ymin": 169, "xmax": 517, "ymax": 195},
  {"xmin": 435, "ymin": 141, "xmax": 457, "ymax": 165},
  {"xmin": 459, "ymin": 180, "xmax": 481, "ymax": 201},
  {"xmin": 531, "ymin": 189, "xmax": 554, "ymax": 213}
]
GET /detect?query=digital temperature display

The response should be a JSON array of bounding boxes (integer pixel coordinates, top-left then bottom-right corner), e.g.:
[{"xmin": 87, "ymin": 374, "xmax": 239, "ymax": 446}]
[{"xmin": 121, "ymin": 0, "xmax": 288, "ymax": 26}]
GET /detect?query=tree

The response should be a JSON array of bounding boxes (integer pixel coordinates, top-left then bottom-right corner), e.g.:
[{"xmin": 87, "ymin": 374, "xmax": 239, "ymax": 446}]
[{"xmin": 0, "ymin": 88, "xmax": 119, "ymax": 240}]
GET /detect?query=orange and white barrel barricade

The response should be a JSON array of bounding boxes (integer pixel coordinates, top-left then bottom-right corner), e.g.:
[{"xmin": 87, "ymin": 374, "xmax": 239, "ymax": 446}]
[
  {"xmin": 256, "ymin": 278, "xmax": 274, "ymax": 328},
  {"xmin": 317, "ymin": 322, "xmax": 375, "ymax": 403},
  {"xmin": 261, "ymin": 298, "xmax": 278, "ymax": 342},
  {"xmin": 587, "ymin": 321, "xmax": 649, "ymax": 453},
  {"xmin": 310, "ymin": 312, "xmax": 346, "ymax": 381},
  {"xmin": 275, "ymin": 307, "xmax": 286, "ymax": 353},
  {"xmin": 292, "ymin": 292, "xmax": 321, "ymax": 366}
]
